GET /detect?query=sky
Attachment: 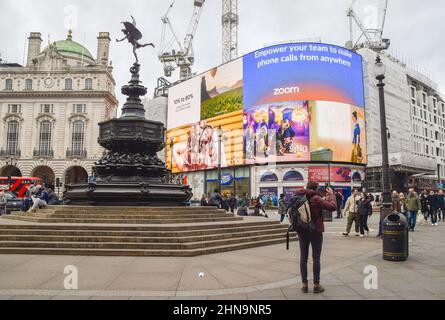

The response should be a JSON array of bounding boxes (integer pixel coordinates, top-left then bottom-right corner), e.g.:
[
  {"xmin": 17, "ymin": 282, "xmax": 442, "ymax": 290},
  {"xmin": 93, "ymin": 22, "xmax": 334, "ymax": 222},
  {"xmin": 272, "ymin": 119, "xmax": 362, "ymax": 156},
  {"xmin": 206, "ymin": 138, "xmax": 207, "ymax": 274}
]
[{"xmin": 0, "ymin": 0, "xmax": 444, "ymax": 107}]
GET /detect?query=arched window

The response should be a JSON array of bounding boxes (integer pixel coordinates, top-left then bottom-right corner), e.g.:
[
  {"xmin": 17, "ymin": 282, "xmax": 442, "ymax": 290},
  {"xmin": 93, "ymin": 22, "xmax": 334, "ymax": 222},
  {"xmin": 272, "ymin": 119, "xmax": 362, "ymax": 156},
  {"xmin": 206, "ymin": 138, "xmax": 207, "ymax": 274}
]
[
  {"xmin": 283, "ymin": 170, "xmax": 304, "ymax": 182},
  {"xmin": 6, "ymin": 121, "xmax": 20, "ymax": 155},
  {"xmin": 85, "ymin": 78, "xmax": 93, "ymax": 90},
  {"xmin": 352, "ymin": 172, "xmax": 362, "ymax": 182},
  {"xmin": 65, "ymin": 78, "xmax": 73, "ymax": 90},
  {"xmin": 71, "ymin": 120, "xmax": 85, "ymax": 156},
  {"xmin": 260, "ymin": 172, "xmax": 279, "ymax": 182},
  {"xmin": 39, "ymin": 121, "xmax": 52, "ymax": 155}
]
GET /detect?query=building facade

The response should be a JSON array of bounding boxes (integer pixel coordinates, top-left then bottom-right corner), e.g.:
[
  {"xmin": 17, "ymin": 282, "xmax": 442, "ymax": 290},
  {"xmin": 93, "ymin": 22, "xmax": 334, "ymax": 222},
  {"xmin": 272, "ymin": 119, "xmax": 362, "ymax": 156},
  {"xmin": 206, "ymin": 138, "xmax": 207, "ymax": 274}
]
[
  {"xmin": 360, "ymin": 48, "xmax": 445, "ymax": 192},
  {"xmin": 0, "ymin": 30, "xmax": 118, "ymax": 189}
]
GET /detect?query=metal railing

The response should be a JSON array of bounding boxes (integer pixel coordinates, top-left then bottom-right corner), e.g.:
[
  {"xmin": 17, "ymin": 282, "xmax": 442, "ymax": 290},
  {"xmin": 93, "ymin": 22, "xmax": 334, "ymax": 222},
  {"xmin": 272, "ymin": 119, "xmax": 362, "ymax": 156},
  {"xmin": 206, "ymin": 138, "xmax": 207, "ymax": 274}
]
[
  {"xmin": 33, "ymin": 149, "xmax": 54, "ymax": 157},
  {"xmin": 0, "ymin": 149, "xmax": 21, "ymax": 157},
  {"xmin": 66, "ymin": 149, "xmax": 87, "ymax": 158}
]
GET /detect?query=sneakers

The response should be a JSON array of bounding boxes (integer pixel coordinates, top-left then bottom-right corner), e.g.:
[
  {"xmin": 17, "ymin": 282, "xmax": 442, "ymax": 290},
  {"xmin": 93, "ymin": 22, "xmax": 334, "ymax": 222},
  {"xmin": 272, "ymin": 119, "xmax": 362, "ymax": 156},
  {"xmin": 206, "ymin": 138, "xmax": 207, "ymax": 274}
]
[
  {"xmin": 355, "ymin": 233, "xmax": 360, "ymax": 237},
  {"xmin": 359, "ymin": 234, "xmax": 364, "ymax": 238},
  {"xmin": 342, "ymin": 232, "xmax": 349, "ymax": 236}
]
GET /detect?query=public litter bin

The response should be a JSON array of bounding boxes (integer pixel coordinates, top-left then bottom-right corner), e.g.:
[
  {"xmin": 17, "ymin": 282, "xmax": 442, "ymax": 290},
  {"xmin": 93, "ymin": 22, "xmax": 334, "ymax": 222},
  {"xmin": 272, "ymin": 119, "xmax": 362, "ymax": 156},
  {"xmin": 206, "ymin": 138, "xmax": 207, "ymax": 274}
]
[{"xmin": 383, "ymin": 213, "xmax": 409, "ymax": 261}]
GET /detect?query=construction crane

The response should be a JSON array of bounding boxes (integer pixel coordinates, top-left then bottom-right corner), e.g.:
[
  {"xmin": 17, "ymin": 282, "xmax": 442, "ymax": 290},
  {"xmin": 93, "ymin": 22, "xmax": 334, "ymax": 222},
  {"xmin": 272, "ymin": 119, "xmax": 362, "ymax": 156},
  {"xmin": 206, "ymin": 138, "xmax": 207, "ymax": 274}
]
[
  {"xmin": 346, "ymin": 0, "xmax": 390, "ymax": 52},
  {"xmin": 158, "ymin": 0, "xmax": 205, "ymax": 81},
  {"xmin": 222, "ymin": 0, "xmax": 239, "ymax": 63}
]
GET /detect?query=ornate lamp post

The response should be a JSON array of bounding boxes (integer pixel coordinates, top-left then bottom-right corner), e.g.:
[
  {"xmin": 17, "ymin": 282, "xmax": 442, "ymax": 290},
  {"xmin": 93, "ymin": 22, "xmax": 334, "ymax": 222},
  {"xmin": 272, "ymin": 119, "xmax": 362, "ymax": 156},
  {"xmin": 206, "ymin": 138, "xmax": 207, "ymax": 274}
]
[
  {"xmin": 217, "ymin": 126, "xmax": 223, "ymax": 194},
  {"xmin": 375, "ymin": 55, "xmax": 392, "ymax": 219}
]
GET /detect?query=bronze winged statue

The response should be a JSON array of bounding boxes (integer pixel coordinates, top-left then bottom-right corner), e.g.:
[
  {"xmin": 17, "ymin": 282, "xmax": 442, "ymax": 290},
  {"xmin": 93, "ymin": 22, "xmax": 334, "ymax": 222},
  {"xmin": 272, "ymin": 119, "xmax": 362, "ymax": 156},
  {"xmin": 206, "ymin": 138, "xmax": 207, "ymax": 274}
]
[{"xmin": 117, "ymin": 15, "xmax": 154, "ymax": 63}]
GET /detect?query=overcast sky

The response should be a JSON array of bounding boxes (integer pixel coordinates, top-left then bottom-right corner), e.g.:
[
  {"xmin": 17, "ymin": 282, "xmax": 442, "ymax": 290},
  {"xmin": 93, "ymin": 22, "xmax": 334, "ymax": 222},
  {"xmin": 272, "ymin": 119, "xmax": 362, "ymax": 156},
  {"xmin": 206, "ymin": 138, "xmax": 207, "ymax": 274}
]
[{"xmin": 1, "ymin": 0, "xmax": 443, "ymax": 106}]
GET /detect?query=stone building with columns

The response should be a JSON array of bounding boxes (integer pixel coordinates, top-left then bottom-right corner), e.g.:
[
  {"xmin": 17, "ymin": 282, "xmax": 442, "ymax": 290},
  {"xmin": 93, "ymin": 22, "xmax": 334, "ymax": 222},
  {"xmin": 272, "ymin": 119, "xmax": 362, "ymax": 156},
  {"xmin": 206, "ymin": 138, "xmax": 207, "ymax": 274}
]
[{"xmin": 0, "ymin": 30, "xmax": 118, "ymax": 189}]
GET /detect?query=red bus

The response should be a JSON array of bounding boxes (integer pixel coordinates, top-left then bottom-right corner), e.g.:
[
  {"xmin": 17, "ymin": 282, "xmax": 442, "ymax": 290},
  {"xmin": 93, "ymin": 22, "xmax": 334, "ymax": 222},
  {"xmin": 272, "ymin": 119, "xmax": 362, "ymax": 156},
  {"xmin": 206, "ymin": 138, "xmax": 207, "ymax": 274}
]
[{"xmin": 0, "ymin": 177, "xmax": 43, "ymax": 198}]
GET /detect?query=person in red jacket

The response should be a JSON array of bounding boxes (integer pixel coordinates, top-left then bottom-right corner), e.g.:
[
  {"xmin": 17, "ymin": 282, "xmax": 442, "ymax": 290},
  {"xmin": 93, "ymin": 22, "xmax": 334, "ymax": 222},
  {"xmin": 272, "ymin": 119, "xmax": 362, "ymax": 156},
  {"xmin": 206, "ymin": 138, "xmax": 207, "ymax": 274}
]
[{"xmin": 296, "ymin": 181, "xmax": 337, "ymax": 294}]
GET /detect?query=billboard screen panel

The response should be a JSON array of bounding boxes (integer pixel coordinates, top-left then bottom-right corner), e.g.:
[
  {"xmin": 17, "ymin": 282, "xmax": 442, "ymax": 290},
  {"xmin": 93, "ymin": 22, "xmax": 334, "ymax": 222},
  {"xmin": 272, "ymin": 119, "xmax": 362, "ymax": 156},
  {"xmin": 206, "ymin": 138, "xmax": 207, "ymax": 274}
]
[{"xmin": 167, "ymin": 43, "xmax": 365, "ymax": 173}]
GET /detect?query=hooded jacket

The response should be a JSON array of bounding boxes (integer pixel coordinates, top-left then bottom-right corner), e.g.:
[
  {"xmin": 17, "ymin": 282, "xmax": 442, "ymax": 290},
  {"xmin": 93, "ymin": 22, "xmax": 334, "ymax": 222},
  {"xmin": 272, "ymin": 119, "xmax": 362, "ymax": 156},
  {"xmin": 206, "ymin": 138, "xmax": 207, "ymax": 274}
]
[{"xmin": 296, "ymin": 189, "xmax": 337, "ymax": 233}]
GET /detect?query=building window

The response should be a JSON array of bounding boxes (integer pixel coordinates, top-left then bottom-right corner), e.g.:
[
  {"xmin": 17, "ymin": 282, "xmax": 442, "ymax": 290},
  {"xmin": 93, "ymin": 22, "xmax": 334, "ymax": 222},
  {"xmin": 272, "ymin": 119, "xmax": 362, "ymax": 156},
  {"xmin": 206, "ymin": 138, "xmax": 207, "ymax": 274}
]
[
  {"xmin": 38, "ymin": 121, "xmax": 52, "ymax": 154},
  {"xmin": 85, "ymin": 78, "xmax": 93, "ymax": 90},
  {"xmin": 25, "ymin": 79, "xmax": 33, "ymax": 90},
  {"xmin": 71, "ymin": 121, "xmax": 85, "ymax": 155},
  {"xmin": 40, "ymin": 104, "xmax": 54, "ymax": 114},
  {"xmin": 260, "ymin": 172, "xmax": 279, "ymax": 182},
  {"xmin": 410, "ymin": 87, "xmax": 416, "ymax": 99},
  {"xmin": 5, "ymin": 79, "xmax": 13, "ymax": 90},
  {"xmin": 73, "ymin": 104, "xmax": 86, "ymax": 113},
  {"xmin": 8, "ymin": 104, "xmax": 21, "ymax": 114},
  {"xmin": 65, "ymin": 78, "xmax": 73, "ymax": 90},
  {"xmin": 6, "ymin": 121, "xmax": 19, "ymax": 154}
]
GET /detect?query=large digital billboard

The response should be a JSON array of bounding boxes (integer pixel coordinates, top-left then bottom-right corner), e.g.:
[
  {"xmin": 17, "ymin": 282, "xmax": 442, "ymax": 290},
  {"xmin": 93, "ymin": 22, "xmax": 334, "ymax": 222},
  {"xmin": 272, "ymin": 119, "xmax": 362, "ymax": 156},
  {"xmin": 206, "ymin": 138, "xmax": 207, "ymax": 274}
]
[{"xmin": 167, "ymin": 43, "xmax": 366, "ymax": 173}]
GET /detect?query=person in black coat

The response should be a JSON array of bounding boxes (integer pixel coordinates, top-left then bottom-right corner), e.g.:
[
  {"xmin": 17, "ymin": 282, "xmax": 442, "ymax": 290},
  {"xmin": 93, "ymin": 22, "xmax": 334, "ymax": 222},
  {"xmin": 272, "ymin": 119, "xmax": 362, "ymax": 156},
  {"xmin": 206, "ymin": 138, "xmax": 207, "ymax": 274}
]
[
  {"xmin": 426, "ymin": 190, "xmax": 439, "ymax": 225},
  {"xmin": 420, "ymin": 190, "xmax": 429, "ymax": 222},
  {"xmin": 335, "ymin": 190, "xmax": 344, "ymax": 219},
  {"xmin": 358, "ymin": 192, "xmax": 372, "ymax": 237}
]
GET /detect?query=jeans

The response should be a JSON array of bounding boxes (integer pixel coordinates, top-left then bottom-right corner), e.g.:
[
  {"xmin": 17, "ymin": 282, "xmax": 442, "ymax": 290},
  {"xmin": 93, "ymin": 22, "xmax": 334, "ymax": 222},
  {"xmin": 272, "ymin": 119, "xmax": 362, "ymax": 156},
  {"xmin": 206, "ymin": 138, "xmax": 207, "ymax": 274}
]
[
  {"xmin": 431, "ymin": 209, "xmax": 438, "ymax": 224},
  {"xmin": 30, "ymin": 197, "xmax": 47, "ymax": 211},
  {"xmin": 359, "ymin": 214, "xmax": 369, "ymax": 235},
  {"xmin": 408, "ymin": 210, "xmax": 417, "ymax": 230},
  {"xmin": 298, "ymin": 232, "xmax": 323, "ymax": 285},
  {"xmin": 422, "ymin": 210, "xmax": 429, "ymax": 222},
  {"xmin": 438, "ymin": 207, "xmax": 444, "ymax": 221}
]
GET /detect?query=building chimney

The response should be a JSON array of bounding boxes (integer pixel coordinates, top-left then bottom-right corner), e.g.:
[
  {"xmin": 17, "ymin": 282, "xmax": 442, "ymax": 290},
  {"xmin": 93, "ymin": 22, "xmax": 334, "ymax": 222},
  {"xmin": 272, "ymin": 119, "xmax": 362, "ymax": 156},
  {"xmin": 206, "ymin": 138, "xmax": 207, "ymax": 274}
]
[
  {"xmin": 97, "ymin": 32, "xmax": 111, "ymax": 66},
  {"xmin": 26, "ymin": 32, "xmax": 43, "ymax": 67}
]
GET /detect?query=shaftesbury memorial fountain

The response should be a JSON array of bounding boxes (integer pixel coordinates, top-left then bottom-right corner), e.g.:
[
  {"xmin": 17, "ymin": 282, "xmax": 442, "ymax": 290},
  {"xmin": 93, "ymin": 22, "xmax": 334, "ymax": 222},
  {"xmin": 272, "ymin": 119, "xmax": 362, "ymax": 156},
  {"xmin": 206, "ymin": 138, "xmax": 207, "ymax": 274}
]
[{"xmin": 65, "ymin": 16, "xmax": 192, "ymax": 206}]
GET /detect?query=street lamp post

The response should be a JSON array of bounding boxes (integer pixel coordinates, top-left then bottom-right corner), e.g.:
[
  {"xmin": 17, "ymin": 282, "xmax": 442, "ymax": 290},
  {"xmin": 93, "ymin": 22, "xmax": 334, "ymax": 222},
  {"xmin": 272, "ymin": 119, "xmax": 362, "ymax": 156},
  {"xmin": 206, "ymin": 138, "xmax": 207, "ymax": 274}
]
[
  {"xmin": 375, "ymin": 55, "xmax": 392, "ymax": 218},
  {"xmin": 217, "ymin": 127, "xmax": 223, "ymax": 194}
]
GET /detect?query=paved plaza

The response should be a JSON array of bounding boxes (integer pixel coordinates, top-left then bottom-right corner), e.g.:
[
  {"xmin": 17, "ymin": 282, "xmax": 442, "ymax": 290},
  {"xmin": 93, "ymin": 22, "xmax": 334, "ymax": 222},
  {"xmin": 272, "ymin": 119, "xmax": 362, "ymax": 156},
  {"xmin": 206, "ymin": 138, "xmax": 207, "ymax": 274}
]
[{"xmin": 0, "ymin": 214, "xmax": 444, "ymax": 300}]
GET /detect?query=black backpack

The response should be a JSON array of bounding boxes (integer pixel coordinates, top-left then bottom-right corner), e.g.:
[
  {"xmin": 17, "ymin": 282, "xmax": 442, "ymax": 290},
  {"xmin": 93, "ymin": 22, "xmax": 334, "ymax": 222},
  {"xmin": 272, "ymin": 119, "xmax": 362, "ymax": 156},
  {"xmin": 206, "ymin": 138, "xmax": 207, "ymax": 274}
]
[{"xmin": 286, "ymin": 195, "xmax": 317, "ymax": 250}]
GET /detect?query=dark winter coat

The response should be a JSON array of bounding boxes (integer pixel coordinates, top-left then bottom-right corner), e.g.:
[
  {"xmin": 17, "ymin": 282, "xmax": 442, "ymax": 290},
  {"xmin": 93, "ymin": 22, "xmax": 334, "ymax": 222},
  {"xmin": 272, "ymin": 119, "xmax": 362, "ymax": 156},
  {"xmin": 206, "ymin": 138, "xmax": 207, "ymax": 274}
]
[{"xmin": 358, "ymin": 198, "xmax": 372, "ymax": 216}]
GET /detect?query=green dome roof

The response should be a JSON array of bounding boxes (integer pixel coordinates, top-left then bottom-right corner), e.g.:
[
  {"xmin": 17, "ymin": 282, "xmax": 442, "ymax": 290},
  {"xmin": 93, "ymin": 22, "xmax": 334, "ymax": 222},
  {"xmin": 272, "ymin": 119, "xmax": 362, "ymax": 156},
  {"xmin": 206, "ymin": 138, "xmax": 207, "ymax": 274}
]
[{"xmin": 41, "ymin": 31, "xmax": 94, "ymax": 61}]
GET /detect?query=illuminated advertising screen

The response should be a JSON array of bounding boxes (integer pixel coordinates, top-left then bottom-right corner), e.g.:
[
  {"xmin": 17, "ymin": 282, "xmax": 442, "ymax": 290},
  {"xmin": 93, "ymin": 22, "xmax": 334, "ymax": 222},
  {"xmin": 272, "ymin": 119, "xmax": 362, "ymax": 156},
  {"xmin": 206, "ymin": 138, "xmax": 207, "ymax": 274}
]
[{"xmin": 167, "ymin": 43, "xmax": 365, "ymax": 173}]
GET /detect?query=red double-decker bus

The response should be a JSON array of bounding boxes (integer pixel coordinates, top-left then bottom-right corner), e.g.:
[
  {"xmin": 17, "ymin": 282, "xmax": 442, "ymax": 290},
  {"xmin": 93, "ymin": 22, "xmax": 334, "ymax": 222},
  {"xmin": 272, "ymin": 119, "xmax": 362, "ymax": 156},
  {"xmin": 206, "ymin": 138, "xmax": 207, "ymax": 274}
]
[{"xmin": 0, "ymin": 177, "xmax": 43, "ymax": 198}]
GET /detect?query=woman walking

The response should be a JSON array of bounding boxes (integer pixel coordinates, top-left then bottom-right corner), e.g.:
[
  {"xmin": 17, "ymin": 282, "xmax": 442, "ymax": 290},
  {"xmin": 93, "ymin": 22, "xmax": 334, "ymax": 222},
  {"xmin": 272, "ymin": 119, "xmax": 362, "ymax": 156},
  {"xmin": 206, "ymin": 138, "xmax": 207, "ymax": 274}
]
[{"xmin": 358, "ymin": 192, "xmax": 372, "ymax": 238}]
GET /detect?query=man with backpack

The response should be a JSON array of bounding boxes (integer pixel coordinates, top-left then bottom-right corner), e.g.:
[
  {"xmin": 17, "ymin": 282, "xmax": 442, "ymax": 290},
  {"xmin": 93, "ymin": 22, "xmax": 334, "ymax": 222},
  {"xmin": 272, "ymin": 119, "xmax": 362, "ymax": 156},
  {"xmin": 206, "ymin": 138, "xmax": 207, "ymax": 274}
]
[{"xmin": 287, "ymin": 181, "xmax": 337, "ymax": 294}]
